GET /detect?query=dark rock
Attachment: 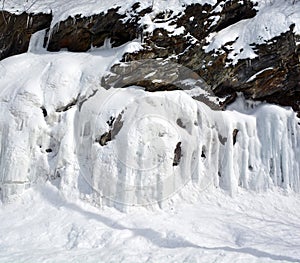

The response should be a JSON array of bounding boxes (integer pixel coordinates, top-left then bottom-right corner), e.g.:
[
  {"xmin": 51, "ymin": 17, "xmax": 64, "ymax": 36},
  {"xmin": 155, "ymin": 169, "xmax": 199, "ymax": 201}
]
[
  {"xmin": 212, "ymin": 0, "xmax": 257, "ymax": 32},
  {"xmin": 111, "ymin": 113, "xmax": 124, "ymax": 139},
  {"xmin": 218, "ymin": 134, "xmax": 227, "ymax": 145},
  {"xmin": 176, "ymin": 0, "xmax": 256, "ymax": 40},
  {"xmin": 125, "ymin": 1, "xmax": 299, "ymax": 112},
  {"xmin": 56, "ymin": 96, "xmax": 78, "ymax": 112},
  {"xmin": 232, "ymin": 128, "xmax": 239, "ymax": 145},
  {"xmin": 98, "ymin": 131, "xmax": 111, "ymax": 146},
  {"xmin": 101, "ymin": 59, "xmax": 221, "ymax": 110},
  {"xmin": 0, "ymin": 11, "xmax": 52, "ymax": 60},
  {"xmin": 173, "ymin": 142, "xmax": 182, "ymax": 166},
  {"xmin": 201, "ymin": 151, "xmax": 206, "ymax": 158},
  {"xmin": 41, "ymin": 106, "xmax": 47, "ymax": 117},
  {"xmin": 46, "ymin": 6, "xmax": 144, "ymax": 52},
  {"xmin": 169, "ymin": 26, "xmax": 300, "ymax": 111},
  {"xmin": 97, "ymin": 113, "xmax": 124, "ymax": 146},
  {"xmin": 201, "ymin": 146, "xmax": 206, "ymax": 158},
  {"xmin": 1, "ymin": 1, "xmax": 299, "ymax": 112},
  {"xmin": 176, "ymin": 118, "xmax": 186, "ymax": 129}
]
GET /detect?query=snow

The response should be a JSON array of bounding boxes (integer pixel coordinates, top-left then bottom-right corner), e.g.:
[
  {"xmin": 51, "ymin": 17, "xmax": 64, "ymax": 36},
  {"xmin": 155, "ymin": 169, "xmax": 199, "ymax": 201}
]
[
  {"xmin": 0, "ymin": 41, "xmax": 143, "ymax": 203},
  {"xmin": 1, "ymin": 0, "xmax": 300, "ymax": 261},
  {"xmin": 205, "ymin": 0, "xmax": 300, "ymax": 65},
  {"xmin": 1, "ymin": 183, "xmax": 300, "ymax": 262},
  {"xmin": 246, "ymin": 67, "xmax": 274, "ymax": 83},
  {"xmin": 1, "ymin": 43, "xmax": 300, "ymax": 209},
  {"xmin": 0, "ymin": 0, "xmax": 217, "ymax": 30},
  {"xmin": 2, "ymin": 0, "xmax": 300, "ymax": 64}
]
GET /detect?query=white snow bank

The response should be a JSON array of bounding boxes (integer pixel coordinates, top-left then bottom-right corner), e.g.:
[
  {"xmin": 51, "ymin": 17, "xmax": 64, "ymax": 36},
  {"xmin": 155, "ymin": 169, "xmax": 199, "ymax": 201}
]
[{"xmin": 1, "ymin": 183, "xmax": 300, "ymax": 262}]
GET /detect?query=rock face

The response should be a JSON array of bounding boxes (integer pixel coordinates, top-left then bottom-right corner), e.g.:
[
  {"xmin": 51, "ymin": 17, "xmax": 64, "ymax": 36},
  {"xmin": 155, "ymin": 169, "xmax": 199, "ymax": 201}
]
[
  {"xmin": 46, "ymin": 6, "xmax": 143, "ymax": 52},
  {"xmin": 0, "ymin": 11, "xmax": 51, "ymax": 60},
  {"xmin": 178, "ymin": 24, "xmax": 300, "ymax": 112},
  {"xmin": 0, "ymin": 0, "xmax": 299, "ymax": 112}
]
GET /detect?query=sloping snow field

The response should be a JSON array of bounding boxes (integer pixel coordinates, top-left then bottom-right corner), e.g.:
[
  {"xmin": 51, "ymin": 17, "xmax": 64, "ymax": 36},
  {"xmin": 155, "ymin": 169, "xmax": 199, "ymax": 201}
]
[{"xmin": 1, "ymin": 184, "xmax": 300, "ymax": 262}]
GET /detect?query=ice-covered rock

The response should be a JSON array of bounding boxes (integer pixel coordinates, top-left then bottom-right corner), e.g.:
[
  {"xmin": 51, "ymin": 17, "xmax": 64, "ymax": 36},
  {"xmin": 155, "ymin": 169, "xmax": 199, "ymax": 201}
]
[{"xmin": 0, "ymin": 44, "xmax": 299, "ymax": 210}]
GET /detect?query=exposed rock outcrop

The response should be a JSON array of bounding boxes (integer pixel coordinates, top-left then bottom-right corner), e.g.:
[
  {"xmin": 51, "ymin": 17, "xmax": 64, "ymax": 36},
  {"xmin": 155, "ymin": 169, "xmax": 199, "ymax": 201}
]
[
  {"xmin": 0, "ymin": 11, "xmax": 52, "ymax": 60},
  {"xmin": 176, "ymin": 24, "xmax": 300, "ymax": 112},
  {"xmin": 0, "ymin": 0, "xmax": 299, "ymax": 112},
  {"xmin": 46, "ymin": 6, "xmax": 143, "ymax": 52}
]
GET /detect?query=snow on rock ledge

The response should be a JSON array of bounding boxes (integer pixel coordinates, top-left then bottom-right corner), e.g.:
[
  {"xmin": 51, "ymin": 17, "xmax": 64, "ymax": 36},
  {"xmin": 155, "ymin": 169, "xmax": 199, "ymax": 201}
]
[{"xmin": 0, "ymin": 47, "xmax": 300, "ymax": 210}]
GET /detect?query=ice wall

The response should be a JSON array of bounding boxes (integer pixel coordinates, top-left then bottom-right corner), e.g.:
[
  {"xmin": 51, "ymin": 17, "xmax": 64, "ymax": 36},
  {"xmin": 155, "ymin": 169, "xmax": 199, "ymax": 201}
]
[
  {"xmin": 0, "ymin": 49, "xmax": 299, "ymax": 210},
  {"xmin": 75, "ymin": 89, "xmax": 300, "ymax": 209}
]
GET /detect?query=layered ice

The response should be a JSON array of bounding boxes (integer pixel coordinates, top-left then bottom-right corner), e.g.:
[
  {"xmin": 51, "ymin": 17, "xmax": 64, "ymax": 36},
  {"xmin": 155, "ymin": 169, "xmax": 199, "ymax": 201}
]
[{"xmin": 0, "ymin": 41, "xmax": 299, "ymax": 210}]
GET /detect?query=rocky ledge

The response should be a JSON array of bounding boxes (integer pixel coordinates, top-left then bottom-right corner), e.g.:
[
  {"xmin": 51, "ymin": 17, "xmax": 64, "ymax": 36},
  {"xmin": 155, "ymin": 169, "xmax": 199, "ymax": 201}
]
[{"xmin": 0, "ymin": 0, "xmax": 299, "ymax": 113}]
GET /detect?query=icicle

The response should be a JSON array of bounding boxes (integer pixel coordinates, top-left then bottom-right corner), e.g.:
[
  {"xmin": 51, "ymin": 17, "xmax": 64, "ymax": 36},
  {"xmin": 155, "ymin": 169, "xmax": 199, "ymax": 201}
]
[
  {"xmin": 26, "ymin": 15, "xmax": 30, "ymax": 29},
  {"xmin": 30, "ymin": 16, "xmax": 33, "ymax": 28},
  {"xmin": 57, "ymin": 22, "xmax": 61, "ymax": 33},
  {"xmin": 45, "ymin": 27, "xmax": 54, "ymax": 50}
]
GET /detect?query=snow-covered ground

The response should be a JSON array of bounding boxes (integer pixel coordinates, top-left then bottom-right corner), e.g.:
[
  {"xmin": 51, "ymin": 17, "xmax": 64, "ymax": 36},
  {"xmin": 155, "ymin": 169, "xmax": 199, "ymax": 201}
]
[
  {"xmin": 1, "ymin": 183, "xmax": 300, "ymax": 263},
  {"xmin": 1, "ymin": 0, "xmax": 300, "ymax": 262}
]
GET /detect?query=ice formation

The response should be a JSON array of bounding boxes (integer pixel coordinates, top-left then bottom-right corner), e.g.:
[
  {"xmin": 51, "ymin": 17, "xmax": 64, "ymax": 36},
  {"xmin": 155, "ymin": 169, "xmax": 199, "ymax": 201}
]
[{"xmin": 0, "ymin": 37, "xmax": 299, "ymax": 210}]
